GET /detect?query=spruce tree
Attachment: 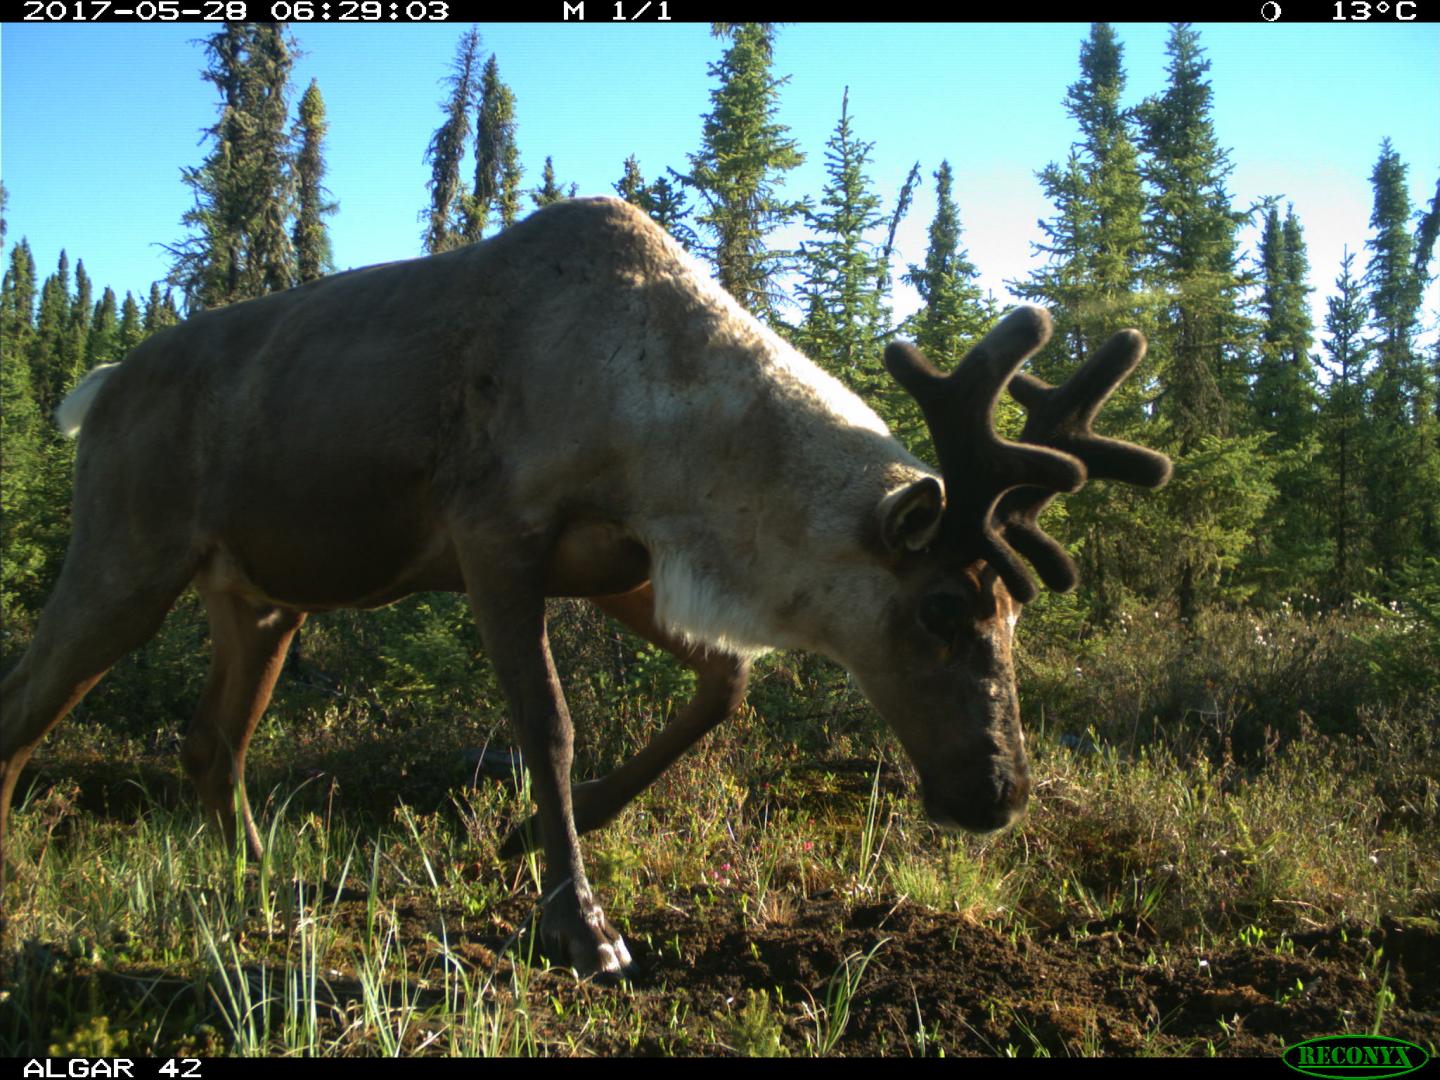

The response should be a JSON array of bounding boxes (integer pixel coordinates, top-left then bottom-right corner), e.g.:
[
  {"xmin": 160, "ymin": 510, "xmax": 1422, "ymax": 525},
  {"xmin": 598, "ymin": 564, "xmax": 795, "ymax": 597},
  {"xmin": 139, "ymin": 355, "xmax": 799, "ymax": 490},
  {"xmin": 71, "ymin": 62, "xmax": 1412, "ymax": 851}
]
[
  {"xmin": 1365, "ymin": 139, "xmax": 1424, "ymax": 421},
  {"xmin": 902, "ymin": 161, "xmax": 992, "ymax": 363},
  {"xmin": 1362, "ymin": 140, "xmax": 1440, "ymax": 582},
  {"xmin": 1136, "ymin": 24, "xmax": 1264, "ymax": 617},
  {"xmin": 170, "ymin": 24, "xmax": 299, "ymax": 309},
  {"xmin": 179, "ymin": 23, "xmax": 248, "ymax": 307},
  {"xmin": 1020, "ymin": 149, "xmax": 1091, "ymax": 358},
  {"xmin": 467, "ymin": 54, "xmax": 521, "ymax": 239},
  {"xmin": 63, "ymin": 260, "xmax": 92, "ymax": 395},
  {"xmin": 423, "ymin": 28, "xmax": 481, "ymax": 254},
  {"xmin": 496, "ymin": 123, "xmax": 523, "ymax": 229},
  {"xmin": 1019, "ymin": 24, "xmax": 1147, "ymax": 380},
  {"xmin": 530, "ymin": 157, "xmax": 577, "ymax": 208},
  {"xmin": 1281, "ymin": 213, "xmax": 1313, "ymax": 354},
  {"xmin": 0, "ymin": 299, "xmax": 45, "ymax": 635},
  {"xmin": 143, "ymin": 283, "xmax": 180, "ymax": 334},
  {"xmin": 292, "ymin": 79, "xmax": 337, "ymax": 283},
  {"xmin": 118, "ymin": 292, "xmax": 144, "ymax": 355},
  {"xmin": 1136, "ymin": 23, "xmax": 1249, "ymax": 448},
  {"xmin": 30, "ymin": 251, "xmax": 71, "ymax": 422},
  {"xmin": 0, "ymin": 194, "xmax": 47, "ymax": 634},
  {"xmin": 0, "ymin": 232, "xmax": 40, "ymax": 603},
  {"xmin": 649, "ymin": 176, "xmax": 699, "ymax": 251},
  {"xmin": 615, "ymin": 166, "xmax": 701, "ymax": 251},
  {"xmin": 794, "ymin": 88, "xmax": 888, "ymax": 388},
  {"xmin": 615, "ymin": 155, "xmax": 648, "ymax": 207},
  {"xmin": 1248, "ymin": 205, "xmax": 1325, "ymax": 594},
  {"xmin": 1316, "ymin": 248, "xmax": 1370, "ymax": 598},
  {"xmin": 1, "ymin": 239, "xmax": 37, "ymax": 360},
  {"xmin": 246, "ymin": 25, "xmax": 297, "ymax": 296},
  {"xmin": 1006, "ymin": 26, "xmax": 1167, "ymax": 614},
  {"xmin": 87, "ymin": 286, "xmax": 119, "ymax": 367},
  {"xmin": 497, "ymin": 153, "xmax": 524, "ymax": 229},
  {"xmin": 1252, "ymin": 205, "xmax": 1317, "ymax": 447},
  {"xmin": 684, "ymin": 24, "xmax": 804, "ymax": 321},
  {"xmin": 890, "ymin": 162, "xmax": 995, "ymax": 462},
  {"xmin": 994, "ymin": 29, "xmax": 1144, "ymax": 612},
  {"xmin": 17, "ymin": 252, "xmax": 83, "ymax": 613}
]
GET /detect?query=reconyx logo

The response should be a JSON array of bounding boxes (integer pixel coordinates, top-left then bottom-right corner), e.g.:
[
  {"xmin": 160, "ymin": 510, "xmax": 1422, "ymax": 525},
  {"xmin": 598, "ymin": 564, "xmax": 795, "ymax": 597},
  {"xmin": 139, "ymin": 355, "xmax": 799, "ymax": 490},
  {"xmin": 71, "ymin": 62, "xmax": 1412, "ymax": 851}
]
[{"xmin": 1283, "ymin": 1035, "xmax": 1431, "ymax": 1079}]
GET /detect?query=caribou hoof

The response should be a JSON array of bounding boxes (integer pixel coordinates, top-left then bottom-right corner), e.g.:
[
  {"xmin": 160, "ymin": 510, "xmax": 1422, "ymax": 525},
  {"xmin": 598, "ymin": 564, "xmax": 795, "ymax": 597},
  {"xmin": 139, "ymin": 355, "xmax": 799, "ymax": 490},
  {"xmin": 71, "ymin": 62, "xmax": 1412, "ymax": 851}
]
[{"xmin": 539, "ymin": 885, "xmax": 635, "ymax": 981}]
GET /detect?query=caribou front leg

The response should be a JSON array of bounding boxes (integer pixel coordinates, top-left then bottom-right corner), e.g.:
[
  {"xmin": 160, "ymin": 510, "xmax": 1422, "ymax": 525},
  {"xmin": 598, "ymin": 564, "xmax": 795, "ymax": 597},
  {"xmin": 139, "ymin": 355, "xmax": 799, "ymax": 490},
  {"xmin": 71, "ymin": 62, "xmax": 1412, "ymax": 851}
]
[
  {"xmin": 499, "ymin": 583, "xmax": 749, "ymax": 859},
  {"xmin": 460, "ymin": 550, "xmax": 632, "ymax": 979}
]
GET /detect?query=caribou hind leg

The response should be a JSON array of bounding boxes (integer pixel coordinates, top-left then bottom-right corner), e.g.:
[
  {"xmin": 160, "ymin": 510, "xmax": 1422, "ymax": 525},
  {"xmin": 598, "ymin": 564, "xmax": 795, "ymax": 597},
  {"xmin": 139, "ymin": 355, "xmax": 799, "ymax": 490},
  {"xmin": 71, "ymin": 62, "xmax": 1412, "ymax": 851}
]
[
  {"xmin": 498, "ymin": 582, "xmax": 749, "ymax": 859},
  {"xmin": 0, "ymin": 547, "xmax": 191, "ymax": 891},
  {"xmin": 182, "ymin": 590, "xmax": 305, "ymax": 860}
]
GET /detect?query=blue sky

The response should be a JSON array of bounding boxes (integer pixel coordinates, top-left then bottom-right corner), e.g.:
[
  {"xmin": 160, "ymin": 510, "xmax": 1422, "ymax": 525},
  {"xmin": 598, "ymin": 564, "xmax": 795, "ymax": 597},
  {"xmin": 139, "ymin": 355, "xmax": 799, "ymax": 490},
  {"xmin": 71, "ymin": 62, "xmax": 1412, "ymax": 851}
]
[{"xmin": 2, "ymin": 22, "xmax": 1437, "ymax": 337}]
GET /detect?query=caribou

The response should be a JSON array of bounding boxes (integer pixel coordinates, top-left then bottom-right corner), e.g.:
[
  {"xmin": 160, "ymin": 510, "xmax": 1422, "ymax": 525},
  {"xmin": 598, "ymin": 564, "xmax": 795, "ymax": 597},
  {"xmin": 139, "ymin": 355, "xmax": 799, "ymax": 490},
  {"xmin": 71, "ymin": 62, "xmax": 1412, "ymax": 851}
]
[{"xmin": 0, "ymin": 197, "xmax": 1170, "ymax": 977}]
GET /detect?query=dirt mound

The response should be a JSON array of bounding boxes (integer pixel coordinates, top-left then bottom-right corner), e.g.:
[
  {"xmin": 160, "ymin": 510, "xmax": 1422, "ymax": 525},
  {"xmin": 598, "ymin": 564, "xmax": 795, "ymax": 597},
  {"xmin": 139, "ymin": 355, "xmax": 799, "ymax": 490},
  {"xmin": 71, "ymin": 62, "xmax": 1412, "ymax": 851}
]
[{"xmin": 540, "ymin": 898, "xmax": 1439, "ymax": 1056}]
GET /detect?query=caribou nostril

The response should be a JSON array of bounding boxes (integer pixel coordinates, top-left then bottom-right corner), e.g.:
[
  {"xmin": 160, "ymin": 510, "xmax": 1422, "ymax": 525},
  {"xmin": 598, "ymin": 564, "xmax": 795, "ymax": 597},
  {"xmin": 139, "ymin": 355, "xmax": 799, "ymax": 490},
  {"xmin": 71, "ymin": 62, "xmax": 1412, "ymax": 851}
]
[{"xmin": 1001, "ymin": 770, "xmax": 1031, "ymax": 810}]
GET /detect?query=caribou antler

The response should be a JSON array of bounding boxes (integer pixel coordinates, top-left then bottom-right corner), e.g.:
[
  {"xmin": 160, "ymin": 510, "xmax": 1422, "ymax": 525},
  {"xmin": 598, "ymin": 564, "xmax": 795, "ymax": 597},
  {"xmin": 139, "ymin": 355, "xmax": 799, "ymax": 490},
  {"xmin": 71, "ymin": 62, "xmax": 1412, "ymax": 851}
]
[
  {"xmin": 885, "ymin": 306, "xmax": 1172, "ymax": 603},
  {"xmin": 995, "ymin": 325, "xmax": 1173, "ymax": 594},
  {"xmin": 884, "ymin": 307, "xmax": 1085, "ymax": 603}
]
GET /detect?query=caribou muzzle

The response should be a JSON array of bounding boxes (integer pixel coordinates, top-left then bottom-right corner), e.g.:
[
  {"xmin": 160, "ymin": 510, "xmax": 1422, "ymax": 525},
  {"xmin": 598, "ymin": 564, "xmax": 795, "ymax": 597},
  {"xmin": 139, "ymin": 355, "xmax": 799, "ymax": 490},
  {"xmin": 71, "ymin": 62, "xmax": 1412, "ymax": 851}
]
[{"xmin": 918, "ymin": 741, "xmax": 1031, "ymax": 834}]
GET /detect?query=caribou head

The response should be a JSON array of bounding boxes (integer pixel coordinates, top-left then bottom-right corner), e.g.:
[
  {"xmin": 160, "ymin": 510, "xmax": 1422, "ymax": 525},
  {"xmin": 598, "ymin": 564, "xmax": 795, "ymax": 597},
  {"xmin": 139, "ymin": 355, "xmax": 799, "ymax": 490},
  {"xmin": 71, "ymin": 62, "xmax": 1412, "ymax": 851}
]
[{"xmin": 850, "ymin": 307, "xmax": 1172, "ymax": 833}]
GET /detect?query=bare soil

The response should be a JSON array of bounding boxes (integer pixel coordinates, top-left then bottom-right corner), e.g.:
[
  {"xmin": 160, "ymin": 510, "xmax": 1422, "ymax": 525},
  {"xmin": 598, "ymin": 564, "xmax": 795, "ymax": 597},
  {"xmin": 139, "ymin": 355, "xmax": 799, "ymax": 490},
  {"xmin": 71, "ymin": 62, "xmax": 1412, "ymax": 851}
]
[{"xmin": 511, "ymin": 896, "xmax": 1438, "ymax": 1056}]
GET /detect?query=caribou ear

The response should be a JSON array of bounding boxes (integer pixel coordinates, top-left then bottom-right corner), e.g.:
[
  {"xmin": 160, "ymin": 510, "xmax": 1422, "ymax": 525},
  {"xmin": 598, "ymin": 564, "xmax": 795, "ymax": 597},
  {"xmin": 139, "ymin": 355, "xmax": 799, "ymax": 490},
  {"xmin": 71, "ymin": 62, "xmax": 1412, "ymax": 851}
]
[{"xmin": 878, "ymin": 477, "xmax": 944, "ymax": 552}]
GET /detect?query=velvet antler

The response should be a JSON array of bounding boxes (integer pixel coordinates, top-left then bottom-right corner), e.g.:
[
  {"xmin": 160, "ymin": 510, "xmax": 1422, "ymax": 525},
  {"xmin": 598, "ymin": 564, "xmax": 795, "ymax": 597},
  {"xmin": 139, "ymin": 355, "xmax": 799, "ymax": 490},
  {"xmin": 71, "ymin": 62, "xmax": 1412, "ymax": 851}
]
[
  {"xmin": 884, "ymin": 307, "xmax": 1085, "ymax": 603},
  {"xmin": 886, "ymin": 307, "xmax": 1172, "ymax": 603},
  {"xmin": 995, "ymin": 327, "xmax": 1173, "ymax": 594}
]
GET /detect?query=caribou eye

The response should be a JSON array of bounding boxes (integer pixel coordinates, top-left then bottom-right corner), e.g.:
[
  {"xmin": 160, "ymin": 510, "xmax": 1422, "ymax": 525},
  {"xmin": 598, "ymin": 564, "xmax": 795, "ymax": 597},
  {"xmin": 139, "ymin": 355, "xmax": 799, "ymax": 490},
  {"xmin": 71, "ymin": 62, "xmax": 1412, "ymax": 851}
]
[{"xmin": 917, "ymin": 592, "xmax": 969, "ymax": 642}]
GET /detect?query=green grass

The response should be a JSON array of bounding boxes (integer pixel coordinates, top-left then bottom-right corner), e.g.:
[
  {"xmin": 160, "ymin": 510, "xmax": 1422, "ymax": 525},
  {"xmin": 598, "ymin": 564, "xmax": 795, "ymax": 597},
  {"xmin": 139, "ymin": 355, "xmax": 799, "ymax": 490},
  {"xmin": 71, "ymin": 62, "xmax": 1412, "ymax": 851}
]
[{"xmin": 803, "ymin": 939, "xmax": 889, "ymax": 1055}]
